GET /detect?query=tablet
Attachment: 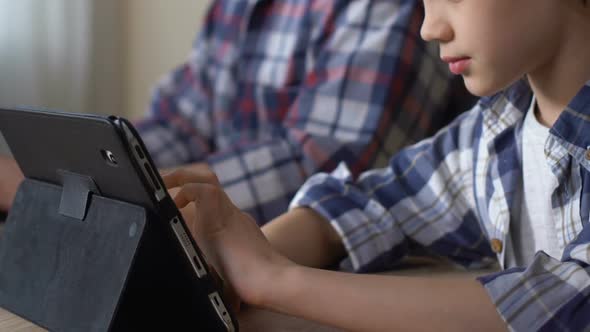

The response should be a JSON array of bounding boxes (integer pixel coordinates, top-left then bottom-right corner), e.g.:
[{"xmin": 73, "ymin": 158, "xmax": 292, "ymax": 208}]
[{"xmin": 0, "ymin": 107, "xmax": 238, "ymax": 331}]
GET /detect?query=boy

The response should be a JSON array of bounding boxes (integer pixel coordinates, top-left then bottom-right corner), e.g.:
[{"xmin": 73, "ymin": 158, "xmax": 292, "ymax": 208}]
[{"xmin": 163, "ymin": 0, "xmax": 590, "ymax": 330}]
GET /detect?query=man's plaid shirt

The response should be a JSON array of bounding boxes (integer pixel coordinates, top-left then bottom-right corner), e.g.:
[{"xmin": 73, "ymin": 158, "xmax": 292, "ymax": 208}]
[{"xmin": 136, "ymin": 0, "xmax": 472, "ymax": 223}]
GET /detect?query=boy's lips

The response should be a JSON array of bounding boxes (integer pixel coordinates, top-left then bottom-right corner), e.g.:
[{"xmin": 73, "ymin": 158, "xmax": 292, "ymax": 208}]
[{"xmin": 441, "ymin": 56, "xmax": 472, "ymax": 75}]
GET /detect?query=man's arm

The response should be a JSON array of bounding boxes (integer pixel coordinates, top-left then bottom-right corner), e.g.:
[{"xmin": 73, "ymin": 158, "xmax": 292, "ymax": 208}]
[{"xmin": 0, "ymin": 156, "xmax": 23, "ymax": 211}]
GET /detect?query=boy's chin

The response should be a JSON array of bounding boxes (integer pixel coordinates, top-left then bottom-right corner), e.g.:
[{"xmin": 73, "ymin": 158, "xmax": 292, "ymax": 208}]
[{"xmin": 462, "ymin": 76, "xmax": 506, "ymax": 97}]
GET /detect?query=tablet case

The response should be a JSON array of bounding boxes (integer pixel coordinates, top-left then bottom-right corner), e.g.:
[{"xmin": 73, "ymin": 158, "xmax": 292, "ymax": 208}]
[
  {"xmin": 0, "ymin": 108, "xmax": 237, "ymax": 331},
  {"xmin": 0, "ymin": 176, "xmax": 231, "ymax": 331}
]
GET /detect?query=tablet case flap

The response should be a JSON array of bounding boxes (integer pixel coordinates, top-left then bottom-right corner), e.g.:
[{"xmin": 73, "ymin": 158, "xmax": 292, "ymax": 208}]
[
  {"xmin": 0, "ymin": 178, "xmax": 146, "ymax": 332},
  {"xmin": 57, "ymin": 169, "xmax": 101, "ymax": 221}
]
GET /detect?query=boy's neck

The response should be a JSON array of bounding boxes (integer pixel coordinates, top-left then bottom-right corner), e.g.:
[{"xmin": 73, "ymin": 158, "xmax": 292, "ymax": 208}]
[{"xmin": 527, "ymin": 10, "xmax": 590, "ymax": 128}]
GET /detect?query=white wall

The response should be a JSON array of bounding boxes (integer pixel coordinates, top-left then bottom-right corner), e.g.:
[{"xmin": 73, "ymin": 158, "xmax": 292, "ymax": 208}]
[
  {"xmin": 0, "ymin": 0, "xmax": 97, "ymax": 113},
  {"xmin": 123, "ymin": 0, "xmax": 211, "ymax": 120},
  {"xmin": 0, "ymin": 1, "xmax": 211, "ymax": 155}
]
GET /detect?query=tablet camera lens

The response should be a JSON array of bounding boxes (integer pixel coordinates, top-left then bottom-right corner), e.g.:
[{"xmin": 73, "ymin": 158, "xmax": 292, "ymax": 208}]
[{"xmin": 101, "ymin": 149, "xmax": 118, "ymax": 166}]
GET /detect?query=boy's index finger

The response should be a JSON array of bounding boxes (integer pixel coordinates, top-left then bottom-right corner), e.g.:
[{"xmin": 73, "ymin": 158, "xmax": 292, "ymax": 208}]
[
  {"xmin": 161, "ymin": 171, "xmax": 180, "ymax": 189},
  {"xmin": 161, "ymin": 167, "xmax": 220, "ymax": 189}
]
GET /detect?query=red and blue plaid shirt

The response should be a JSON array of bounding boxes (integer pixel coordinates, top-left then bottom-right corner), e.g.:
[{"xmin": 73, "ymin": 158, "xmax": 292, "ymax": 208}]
[{"xmin": 136, "ymin": 0, "xmax": 474, "ymax": 224}]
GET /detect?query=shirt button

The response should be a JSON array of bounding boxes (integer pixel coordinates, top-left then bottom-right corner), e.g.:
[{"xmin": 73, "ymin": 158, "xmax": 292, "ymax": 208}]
[{"xmin": 490, "ymin": 238, "xmax": 503, "ymax": 253}]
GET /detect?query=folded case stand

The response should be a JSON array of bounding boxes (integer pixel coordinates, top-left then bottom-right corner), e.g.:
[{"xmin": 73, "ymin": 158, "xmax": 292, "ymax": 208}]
[{"xmin": 0, "ymin": 173, "xmax": 227, "ymax": 331}]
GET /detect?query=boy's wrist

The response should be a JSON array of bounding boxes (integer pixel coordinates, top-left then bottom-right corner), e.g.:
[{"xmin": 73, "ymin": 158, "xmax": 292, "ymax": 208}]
[{"xmin": 258, "ymin": 262, "xmax": 306, "ymax": 311}]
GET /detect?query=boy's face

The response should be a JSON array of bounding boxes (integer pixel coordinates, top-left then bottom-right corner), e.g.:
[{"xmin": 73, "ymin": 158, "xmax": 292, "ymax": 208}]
[{"xmin": 421, "ymin": 0, "xmax": 565, "ymax": 97}]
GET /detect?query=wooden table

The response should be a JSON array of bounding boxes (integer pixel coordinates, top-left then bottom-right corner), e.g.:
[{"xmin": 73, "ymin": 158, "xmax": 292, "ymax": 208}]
[
  {"xmin": 0, "ymin": 258, "xmax": 497, "ymax": 332},
  {"xmin": 0, "ymin": 305, "xmax": 344, "ymax": 332},
  {"xmin": 0, "ymin": 221, "xmax": 498, "ymax": 331}
]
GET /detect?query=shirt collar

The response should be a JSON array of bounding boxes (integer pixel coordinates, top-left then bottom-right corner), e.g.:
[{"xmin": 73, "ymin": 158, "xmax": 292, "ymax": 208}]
[
  {"xmin": 550, "ymin": 82, "xmax": 590, "ymax": 147},
  {"xmin": 549, "ymin": 81, "xmax": 590, "ymax": 171},
  {"xmin": 480, "ymin": 80, "xmax": 590, "ymax": 167},
  {"xmin": 479, "ymin": 79, "xmax": 532, "ymax": 142}
]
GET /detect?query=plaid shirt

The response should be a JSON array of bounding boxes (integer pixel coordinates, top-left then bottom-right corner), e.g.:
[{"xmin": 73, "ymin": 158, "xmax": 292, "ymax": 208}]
[
  {"xmin": 136, "ymin": 0, "xmax": 474, "ymax": 224},
  {"xmin": 291, "ymin": 79, "xmax": 590, "ymax": 331}
]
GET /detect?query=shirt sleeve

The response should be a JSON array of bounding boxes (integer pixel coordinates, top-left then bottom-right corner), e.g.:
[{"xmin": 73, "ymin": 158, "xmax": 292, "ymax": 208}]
[
  {"xmin": 478, "ymin": 236, "xmax": 590, "ymax": 331},
  {"xmin": 136, "ymin": 0, "xmax": 460, "ymax": 224},
  {"xmin": 290, "ymin": 105, "xmax": 497, "ymax": 272}
]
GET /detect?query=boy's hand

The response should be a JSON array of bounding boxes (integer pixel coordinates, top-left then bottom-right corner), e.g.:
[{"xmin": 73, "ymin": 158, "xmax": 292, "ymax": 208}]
[
  {"xmin": 162, "ymin": 166, "xmax": 294, "ymax": 307},
  {"xmin": 159, "ymin": 161, "xmax": 209, "ymax": 178},
  {"xmin": 0, "ymin": 156, "xmax": 24, "ymax": 212}
]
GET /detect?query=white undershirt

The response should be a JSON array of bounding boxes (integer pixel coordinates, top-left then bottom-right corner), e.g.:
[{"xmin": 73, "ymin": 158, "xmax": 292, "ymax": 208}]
[{"xmin": 506, "ymin": 97, "xmax": 562, "ymax": 268}]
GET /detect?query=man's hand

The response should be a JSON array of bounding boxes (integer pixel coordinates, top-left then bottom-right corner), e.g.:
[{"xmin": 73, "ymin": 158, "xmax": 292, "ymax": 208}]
[{"xmin": 0, "ymin": 156, "xmax": 24, "ymax": 211}]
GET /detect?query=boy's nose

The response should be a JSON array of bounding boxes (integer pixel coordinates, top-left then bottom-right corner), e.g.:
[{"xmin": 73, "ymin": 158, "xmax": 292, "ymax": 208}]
[{"xmin": 420, "ymin": 14, "xmax": 453, "ymax": 43}]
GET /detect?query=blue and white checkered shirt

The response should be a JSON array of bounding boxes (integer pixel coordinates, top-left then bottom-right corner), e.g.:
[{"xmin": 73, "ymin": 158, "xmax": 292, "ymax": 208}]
[
  {"xmin": 291, "ymin": 79, "xmax": 590, "ymax": 331},
  {"xmin": 136, "ymin": 0, "xmax": 474, "ymax": 224}
]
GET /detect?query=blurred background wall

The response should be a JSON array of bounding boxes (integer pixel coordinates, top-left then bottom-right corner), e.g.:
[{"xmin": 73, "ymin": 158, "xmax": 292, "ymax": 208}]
[
  {"xmin": 124, "ymin": 0, "xmax": 210, "ymax": 119},
  {"xmin": 0, "ymin": 0, "xmax": 211, "ymax": 153}
]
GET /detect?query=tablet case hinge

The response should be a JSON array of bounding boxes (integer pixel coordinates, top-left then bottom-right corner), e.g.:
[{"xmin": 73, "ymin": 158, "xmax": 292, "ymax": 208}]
[{"xmin": 58, "ymin": 170, "xmax": 101, "ymax": 221}]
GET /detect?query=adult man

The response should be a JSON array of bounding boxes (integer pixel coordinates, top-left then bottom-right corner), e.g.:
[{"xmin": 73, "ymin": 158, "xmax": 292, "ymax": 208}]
[{"xmin": 134, "ymin": 0, "xmax": 473, "ymax": 224}]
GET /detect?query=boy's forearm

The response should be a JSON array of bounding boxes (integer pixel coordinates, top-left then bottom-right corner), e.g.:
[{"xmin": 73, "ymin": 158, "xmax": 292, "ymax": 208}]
[
  {"xmin": 263, "ymin": 266, "xmax": 507, "ymax": 332},
  {"xmin": 259, "ymin": 205, "xmax": 506, "ymax": 331},
  {"xmin": 262, "ymin": 208, "xmax": 345, "ymax": 269}
]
